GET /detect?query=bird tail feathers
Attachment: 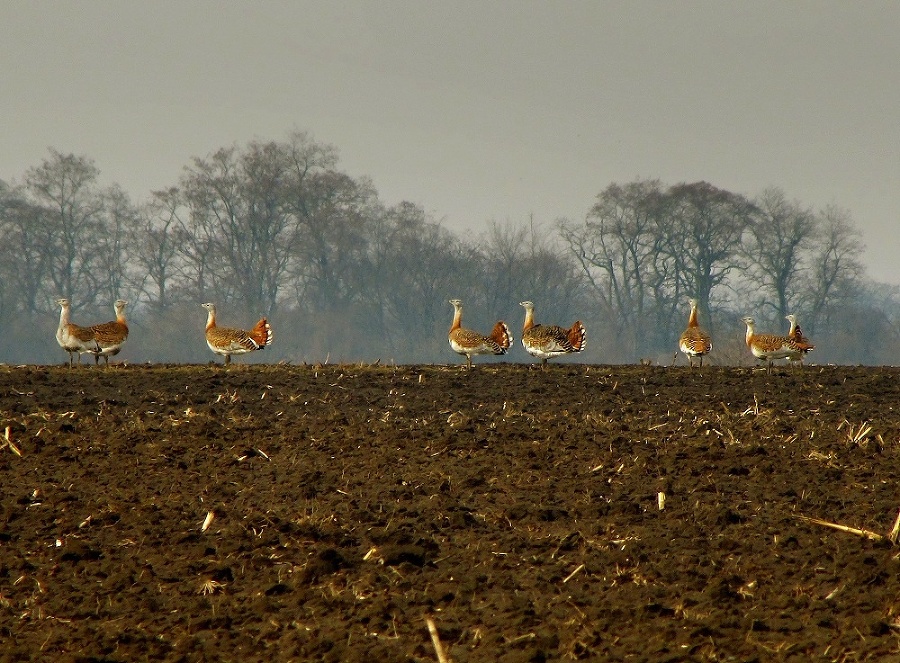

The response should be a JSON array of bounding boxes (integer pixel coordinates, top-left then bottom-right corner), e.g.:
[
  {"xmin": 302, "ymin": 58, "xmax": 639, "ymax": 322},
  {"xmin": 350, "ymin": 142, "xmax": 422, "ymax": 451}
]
[
  {"xmin": 490, "ymin": 321, "xmax": 512, "ymax": 353},
  {"xmin": 250, "ymin": 318, "xmax": 273, "ymax": 348},
  {"xmin": 568, "ymin": 321, "xmax": 587, "ymax": 352}
]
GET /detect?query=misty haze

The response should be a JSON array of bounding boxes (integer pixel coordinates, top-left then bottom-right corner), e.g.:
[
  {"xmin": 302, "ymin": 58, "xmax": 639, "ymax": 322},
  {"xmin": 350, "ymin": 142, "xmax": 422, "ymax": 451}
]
[
  {"xmin": 0, "ymin": 136, "xmax": 895, "ymax": 366},
  {"xmin": 1, "ymin": 4, "xmax": 899, "ymax": 366}
]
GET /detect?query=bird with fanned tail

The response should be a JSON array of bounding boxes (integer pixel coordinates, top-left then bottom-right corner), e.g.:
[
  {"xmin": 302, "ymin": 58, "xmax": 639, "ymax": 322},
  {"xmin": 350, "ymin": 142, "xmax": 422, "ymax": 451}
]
[
  {"xmin": 519, "ymin": 301, "xmax": 586, "ymax": 369},
  {"xmin": 89, "ymin": 299, "xmax": 129, "ymax": 366},
  {"xmin": 678, "ymin": 298, "xmax": 713, "ymax": 368},
  {"xmin": 448, "ymin": 299, "xmax": 512, "ymax": 369},
  {"xmin": 55, "ymin": 298, "xmax": 100, "ymax": 367},
  {"xmin": 785, "ymin": 314, "xmax": 815, "ymax": 367},
  {"xmin": 742, "ymin": 316, "xmax": 803, "ymax": 374},
  {"xmin": 202, "ymin": 303, "xmax": 273, "ymax": 365}
]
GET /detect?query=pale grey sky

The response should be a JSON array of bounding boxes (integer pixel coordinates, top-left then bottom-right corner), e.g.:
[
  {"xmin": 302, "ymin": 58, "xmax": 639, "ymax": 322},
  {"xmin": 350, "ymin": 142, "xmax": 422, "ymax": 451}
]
[{"xmin": 2, "ymin": 2, "xmax": 899, "ymax": 284}]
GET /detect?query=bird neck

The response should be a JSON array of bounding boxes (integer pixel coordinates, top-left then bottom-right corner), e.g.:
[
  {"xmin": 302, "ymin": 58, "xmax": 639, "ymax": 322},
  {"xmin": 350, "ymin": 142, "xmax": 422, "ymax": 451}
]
[
  {"xmin": 205, "ymin": 309, "xmax": 216, "ymax": 331},
  {"xmin": 688, "ymin": 306, "xmax": 699, "ymax": 328},
  {"xmin": 744, "ymin": 323, "xmax": 754, "ymax": 347},
  {"xmin": 450, "ymin": 306, "xmax": 462, "ymax": 332},
  {"xmin": 522, "ymin": 308, "xmax": 535, "ymax": 332},
  {"xmin": 58, "ymin": 305, "xmax": 70, "ymax": 328}
]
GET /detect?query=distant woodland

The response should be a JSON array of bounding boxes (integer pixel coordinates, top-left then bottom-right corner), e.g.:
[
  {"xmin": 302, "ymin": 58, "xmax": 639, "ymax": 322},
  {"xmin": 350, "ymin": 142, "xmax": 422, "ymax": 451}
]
[{"xmin": 1, "ymin": 132, "xmax": 898, "ymax": 365}]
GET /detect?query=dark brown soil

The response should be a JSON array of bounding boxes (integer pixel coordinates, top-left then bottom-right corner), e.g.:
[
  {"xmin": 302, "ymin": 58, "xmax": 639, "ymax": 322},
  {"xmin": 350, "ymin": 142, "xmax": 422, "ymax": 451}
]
[{"xmin": 2, "ymin": 362, "xmax": 900, "ymax": 662}]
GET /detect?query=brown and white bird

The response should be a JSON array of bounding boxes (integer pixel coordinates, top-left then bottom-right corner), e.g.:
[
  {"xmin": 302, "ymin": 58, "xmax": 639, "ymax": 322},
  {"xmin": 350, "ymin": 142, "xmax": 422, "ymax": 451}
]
[
  {"xmin": 742, "ymin": 316, "xmax": 803, "ymax": 374},
  {"xmin": 519, "ymin": 301, "xmax": 586, "ymax": 369},
  {"xmin": 785, "ymin": 314, "xmax": 815, "ymax": 367},
  {"xmin": 201, "ymin": 302, "xmax": 273, "ymax": 365},
  {"xmin": 679, "ymin": 298, "xmax": 713, "ymax": 368},
  {"xmin": 447, "ymin": 299, "xmax": 512, "ymax": 369},
  {"xmin": 89, "ymin": 299, "xmax": 129, "ymax": 366},
  {"xmin": 55, "ymin": 298, "xmax": 100, "ymax": 367}
]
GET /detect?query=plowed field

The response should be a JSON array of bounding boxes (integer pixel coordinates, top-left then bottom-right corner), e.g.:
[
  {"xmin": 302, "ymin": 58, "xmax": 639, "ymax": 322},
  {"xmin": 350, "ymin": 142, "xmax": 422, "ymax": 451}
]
[{"xmin": 2, "ymin": 363, "xmax": 900, "ymax": 662}]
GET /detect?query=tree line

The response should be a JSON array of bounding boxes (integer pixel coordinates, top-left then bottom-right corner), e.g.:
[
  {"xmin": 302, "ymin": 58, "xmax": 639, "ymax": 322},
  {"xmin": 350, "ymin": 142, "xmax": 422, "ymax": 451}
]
[{"xmin": 1, "ymin": 131, "xmax": 898, "ymax": 365}]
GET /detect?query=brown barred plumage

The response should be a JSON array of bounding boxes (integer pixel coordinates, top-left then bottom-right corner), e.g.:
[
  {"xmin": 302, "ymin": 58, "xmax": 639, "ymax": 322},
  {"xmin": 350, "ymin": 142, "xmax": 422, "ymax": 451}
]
[
  {"xmin": 448, "ymin": 299, "xmax": 512, "ymax": 370},
  {"xmin": 742, "ymin": 316, "xmax": 804, "ymax": 374},
  {"xmin": 89, "ymin": 299, "xmax": 129, "ymax": 366},
  {"xmin": 202, "ymin": 302, "xmax": 273, "ymax": 366},
  {"xmin": 519, "ymin": 301, "xmax": 586, "ymax": 369},
  {"xmin": 785, "ymin": 314, "xmax": 815, "ymax": 367},
  {"xmin": 55, "ymin": 298, "xmax": 101, "ymax": 368},
  {"xmin": 678, "ymin": 298, "xmax": 712, "ymax": 368}
]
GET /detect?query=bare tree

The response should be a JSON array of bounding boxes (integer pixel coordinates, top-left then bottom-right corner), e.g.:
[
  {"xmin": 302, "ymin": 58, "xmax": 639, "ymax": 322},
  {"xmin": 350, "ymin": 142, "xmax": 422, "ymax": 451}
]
[
  {"xmin": 24, "ymin": 150, "xmax": 106, "ymax": 307},
  {"xmin": 173, "ymin": 186, "xmax": 222, "ymax": 306},
  {"xmin": 844, "ymin": 281, "xmax": 900, "ymax": 364},
  {"xmin": 366, "ymin": 201, "xmax": 476, "ymax": 360},
  {"xmin": 805, "ymin": 205, "xmax": 865, "ymax": 332},
  {"xmin": 287, "ymin": 168, "xmax": 378, "ymax": 312},
  {"xmin": 482, "ymin": 217, "xmax": 584, "ymax": 331},
  {"xmin": 662, "ymin": 181, "xmax": 757, "ymax": 326},
  {"xmin": 134, "ymin": 187, "xmax": 184, "ymax": 312},
  {"xmin": 0, "ymin": 181, "xmax": 11, "ymax": 320},
  {"xmin": 741, "ymin": 188, "xmax": 816, "ymax": 320},
  {"xmin": 558, "ymin": 180, "xmax": 670, "ymax": 356},
  {"xmin": 0, "ymin": 183, "xmax": 51, "ymax": 317},
  {"xmin": 92, "ymin": 185, "xmax": 141, "ymax": 306},
  {"xmin": 180, "ymin": 142, "xmax": 298, "ymax": 317}
]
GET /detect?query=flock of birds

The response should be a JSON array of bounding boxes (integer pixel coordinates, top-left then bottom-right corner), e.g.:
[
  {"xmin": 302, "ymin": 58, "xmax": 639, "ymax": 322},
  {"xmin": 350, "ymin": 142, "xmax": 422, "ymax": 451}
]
[
  {"xmin": 55, "ymin": 300, "xmax": 273, "ymax": 367},
  {"xmin": 53, "ymin": 296, "xmax": 814, "ymax": 371},
  {"xmin": 55, "ymin": 298, "xmax": 130, "ymax": 367},
  {"xmin": 448, "ymin": 297, "xmax": 815, "ymax": 372},
  {"xmin": 741, "ymin": 312, "xmax": 815, "ymax": 373},
  {"xmin": 448, "ymin": 299, "xmax": 586, "ymax": 370}
]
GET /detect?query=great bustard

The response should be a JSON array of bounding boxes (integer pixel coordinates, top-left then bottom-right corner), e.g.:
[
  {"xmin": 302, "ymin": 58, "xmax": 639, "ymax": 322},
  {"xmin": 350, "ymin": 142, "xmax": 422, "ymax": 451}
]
[
  {"xmin": 678, "ymin": 298, "xmax": 713, "ymax": 368},
  {"xmin": 202, "ymin": 303, "xmax": 273, "ymax": 365},
  {"xmin": 55, "ymin": 298, "xmax": 101, "ymax": 367},
  {"xmin": 447, "ymin": 299, "xmax": 512, "ymax": 369},
  {"xmin": 518, "ymin": 301, "xmax": 586, "ymax": 369},
  {"xmin": 89, "ymin": 299, "xmax": 129, "ymax": 366}
]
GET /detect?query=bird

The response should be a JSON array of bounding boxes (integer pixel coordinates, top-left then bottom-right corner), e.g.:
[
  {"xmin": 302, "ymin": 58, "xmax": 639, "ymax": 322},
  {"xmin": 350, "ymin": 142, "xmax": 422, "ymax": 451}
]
[
  {"xmin": 447, "ymin": 299, "xmax": 512, "ymax": 369},
  {"xmin": 678, "ymin": 298, "xmax": 713, "ymax": 368},
  {"xmin": 741, "ymin": 316, "xmax": 803, "ymax": 374},
  {"xmin": 89, "ymin": 299, "xmax": 129, "ymax": 366},
  {"xmin": 519, "ymin": 301, "xmax": 586, "ymax": 369},
  {"xmin": 785, "ymin": 314, "xmax": 815, "ymax": 367},
  {"xmin": 55, "ymin": 298, "xmax": 100, "ymax": 367},
  {"xmin": 201, "ymin": 302, "xmax": 273, "ymax": 365}
]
